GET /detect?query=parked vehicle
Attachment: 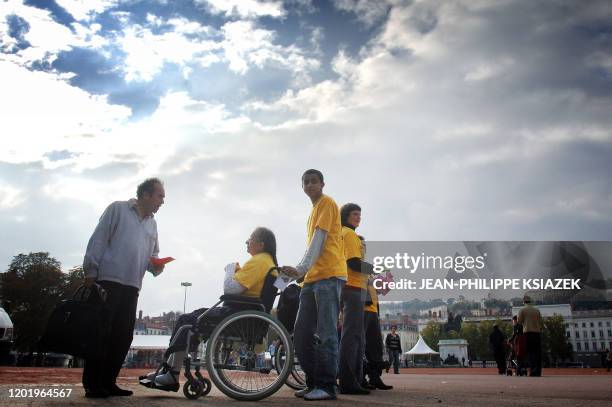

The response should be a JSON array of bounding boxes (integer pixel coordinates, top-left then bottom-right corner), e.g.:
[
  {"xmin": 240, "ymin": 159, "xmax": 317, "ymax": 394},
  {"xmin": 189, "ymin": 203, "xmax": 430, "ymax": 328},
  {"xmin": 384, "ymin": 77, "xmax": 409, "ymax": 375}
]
[{"xmin": 0, "ymin": 307, "xmax": 14, "ymax": 363}]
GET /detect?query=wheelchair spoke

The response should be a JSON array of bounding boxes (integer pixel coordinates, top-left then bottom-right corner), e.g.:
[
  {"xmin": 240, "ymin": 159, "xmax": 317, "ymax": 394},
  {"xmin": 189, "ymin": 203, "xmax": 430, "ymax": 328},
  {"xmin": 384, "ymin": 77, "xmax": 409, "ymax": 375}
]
[{"xmin": 206, "ymin": 311, "xmax": 293, "ymax": 400}]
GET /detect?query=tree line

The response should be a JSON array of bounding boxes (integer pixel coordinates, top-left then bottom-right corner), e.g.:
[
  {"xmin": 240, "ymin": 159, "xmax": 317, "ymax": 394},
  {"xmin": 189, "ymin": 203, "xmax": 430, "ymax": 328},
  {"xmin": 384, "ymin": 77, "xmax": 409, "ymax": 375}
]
[
  {"xmin": 421, "ymin": 316, "xmax": 573, "ymax": 366},
  {"xmin": 0, "ymin": 252, "xmax": 84, "ymax": 355}
]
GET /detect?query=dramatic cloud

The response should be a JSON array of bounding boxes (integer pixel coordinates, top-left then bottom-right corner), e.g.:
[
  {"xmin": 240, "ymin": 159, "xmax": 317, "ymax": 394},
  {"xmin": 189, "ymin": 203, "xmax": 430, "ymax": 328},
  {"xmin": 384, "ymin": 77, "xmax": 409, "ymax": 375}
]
[
  {"xmin": 1, "ymin": 0, "xmax": 611, "ymax": 314},
  {"xmin": 198, "ymin": 0, "xmax": 286, "ymax": 19}
]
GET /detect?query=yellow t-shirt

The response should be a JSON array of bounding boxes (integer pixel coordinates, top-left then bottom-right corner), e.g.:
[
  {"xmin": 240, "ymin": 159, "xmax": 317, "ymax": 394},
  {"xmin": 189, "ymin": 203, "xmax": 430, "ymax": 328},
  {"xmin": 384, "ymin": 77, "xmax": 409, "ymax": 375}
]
[
  {"xmin": 364, "ymin": 281, "xmax": 379, "ymax": 313},
  {"xmin": 342, "ymin": 226, "xmax": 368, "ymax": 290},
  {"xmin": 233, "ymin": 252, "xmax": 276, "ymax": 297},
  {"xmin": 304, "ymin": 194, "xmax": 347, "ymax": 284}
]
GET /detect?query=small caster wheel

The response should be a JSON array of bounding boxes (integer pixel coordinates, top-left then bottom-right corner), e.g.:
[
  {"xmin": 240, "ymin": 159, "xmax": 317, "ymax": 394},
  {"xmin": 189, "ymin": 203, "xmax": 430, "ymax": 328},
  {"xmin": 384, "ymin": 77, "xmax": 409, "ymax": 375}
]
[
  {"xmin": 200, "ymin": 377, "xmax": 212, "ymax": 396},
  {"xmin": 183, "ymin": 379, "xmax": 203, "ymax": 399}
]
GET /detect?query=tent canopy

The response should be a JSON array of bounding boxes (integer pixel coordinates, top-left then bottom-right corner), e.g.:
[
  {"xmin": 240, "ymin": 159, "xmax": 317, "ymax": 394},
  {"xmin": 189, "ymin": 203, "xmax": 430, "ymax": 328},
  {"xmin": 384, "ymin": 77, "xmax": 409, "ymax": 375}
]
[
  {"xmin": 130, "ymin": 335, "xmax": 171, "ymax": 350},
  {"xmin": 405, "ymin": 335, "xmax": 439, "ymax": 355}
]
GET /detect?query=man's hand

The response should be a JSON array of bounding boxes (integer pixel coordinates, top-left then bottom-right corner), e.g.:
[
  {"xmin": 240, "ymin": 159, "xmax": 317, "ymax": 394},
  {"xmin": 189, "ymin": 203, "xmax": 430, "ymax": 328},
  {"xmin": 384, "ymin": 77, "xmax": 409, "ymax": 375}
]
[
  {"xmin": 153, "ymin": 264, "xmax": 165, "ymax": 276},
  {"xmin": 281, "ymin": 266, "xmax": 299, "ymax": 278},
  {"xmin": 84, "ymin": 277, "xmax": 96, "ymax": 287}
]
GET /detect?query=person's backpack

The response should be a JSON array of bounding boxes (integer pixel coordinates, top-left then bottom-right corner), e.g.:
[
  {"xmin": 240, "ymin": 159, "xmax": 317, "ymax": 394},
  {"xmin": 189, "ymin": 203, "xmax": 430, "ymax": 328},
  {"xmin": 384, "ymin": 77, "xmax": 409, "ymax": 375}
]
[
  {"xmin": 276, "ymin": 284, "xmax": 301, "ymax": 334},
  {"xmin": 39, "ymin": 284, "xmax": 111, "ymax": 359}
]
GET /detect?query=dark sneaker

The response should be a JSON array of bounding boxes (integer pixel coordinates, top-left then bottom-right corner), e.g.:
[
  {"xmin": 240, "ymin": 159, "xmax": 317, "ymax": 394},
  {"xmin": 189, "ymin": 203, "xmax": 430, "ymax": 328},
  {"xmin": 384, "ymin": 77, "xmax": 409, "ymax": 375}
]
[
  {"xmin": 340, "ymin": 386, "xmax": 370, "ymax": 395},
  {"xmin": 104, "ymin": 384, "xmax": 133, "ymax": 396},
  {"xmin": 371, "ymin": 380, "xmax": 393, "ymax": 390},
  {"xmin": 85, "ymin": 387, "xmax": 109, "ymax": 398}
]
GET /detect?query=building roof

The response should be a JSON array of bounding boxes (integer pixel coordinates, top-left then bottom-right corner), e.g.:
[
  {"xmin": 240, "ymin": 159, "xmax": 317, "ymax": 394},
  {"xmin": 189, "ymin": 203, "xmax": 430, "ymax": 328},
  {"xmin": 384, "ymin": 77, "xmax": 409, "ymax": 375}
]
[{"xmin": 438, "ymin": 339, "xmax": 468, "ymax": 345}]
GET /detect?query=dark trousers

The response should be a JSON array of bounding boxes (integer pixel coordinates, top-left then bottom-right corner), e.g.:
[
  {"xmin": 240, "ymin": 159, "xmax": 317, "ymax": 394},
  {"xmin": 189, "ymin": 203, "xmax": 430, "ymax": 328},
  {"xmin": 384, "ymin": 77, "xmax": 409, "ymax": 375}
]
[
  {"xmin": 525, "ymin": 332, "xmax": 542, "ymax": 376},
  {"xmin": 364, "ymin": 311, "xmax": 384, "ymax": 384},
  {"xmin": 338, "ymin": 287, "xmax": 365, "ymax": 392},
  {"xmin": 82, "ymin": 281, "xmax": 139, "ymax": 390},
  {"xmin": 493, "ymin": 348, "xmax": 506, "ymax": 374},
  {"xmin": 388, "ymin": 349, "xmax": 401, "ymax": 374}
]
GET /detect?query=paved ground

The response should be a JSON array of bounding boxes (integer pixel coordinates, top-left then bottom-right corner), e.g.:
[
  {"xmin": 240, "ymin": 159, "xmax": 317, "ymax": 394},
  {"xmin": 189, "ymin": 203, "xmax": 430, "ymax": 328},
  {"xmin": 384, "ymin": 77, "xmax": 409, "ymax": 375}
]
[{"xmin": 0, "ymin": 368, "xmax": 611, "ymax": 406}]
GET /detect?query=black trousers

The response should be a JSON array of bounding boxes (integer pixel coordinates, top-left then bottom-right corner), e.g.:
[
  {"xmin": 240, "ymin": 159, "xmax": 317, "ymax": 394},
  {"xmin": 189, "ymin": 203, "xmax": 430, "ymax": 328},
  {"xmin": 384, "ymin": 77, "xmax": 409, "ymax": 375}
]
[
  {"xmin": 493, "ymin": 348, "xmax": 506, "ymax": 374},
  {"xmin": 364, "ymin": 311, "xmax": 385, "ymax": 384},
  {"xmin": 82, "ymin": 281, "xmax": 139, "ymax": 389},
  {"xmin": 339, "ymin": 287, "xmax": 365, "ymax": 392},
  {"xmin": 525, "ymin": 332, "xmax": 542, "ymax": 376},
  {"xmin": 165, "ymin": 306, "xmax": 230, "ymax": 355}
]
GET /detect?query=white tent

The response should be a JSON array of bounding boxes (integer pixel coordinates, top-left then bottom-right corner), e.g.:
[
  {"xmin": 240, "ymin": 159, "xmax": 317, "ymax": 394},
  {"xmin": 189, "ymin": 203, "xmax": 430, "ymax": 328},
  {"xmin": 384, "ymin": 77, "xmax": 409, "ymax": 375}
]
[
  {"xmin": 130, "ymin": 335, "xmax": 171, "ymax": 350},
  {"xmin": 405, "ymin": 335, "xmax": 439, "ymax": 355}
]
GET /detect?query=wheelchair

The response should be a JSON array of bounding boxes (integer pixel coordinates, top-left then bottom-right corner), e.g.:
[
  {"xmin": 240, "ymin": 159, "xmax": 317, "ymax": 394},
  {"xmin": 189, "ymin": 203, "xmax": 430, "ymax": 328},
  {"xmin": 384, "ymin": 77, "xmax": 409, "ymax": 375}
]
[
  {"xmin": 274, "ymin": 335, "xmax": 306, "ymax": 390},
  {"xmin": 139, "ymin": 268, "xmax": 294, "ymax": 401}
]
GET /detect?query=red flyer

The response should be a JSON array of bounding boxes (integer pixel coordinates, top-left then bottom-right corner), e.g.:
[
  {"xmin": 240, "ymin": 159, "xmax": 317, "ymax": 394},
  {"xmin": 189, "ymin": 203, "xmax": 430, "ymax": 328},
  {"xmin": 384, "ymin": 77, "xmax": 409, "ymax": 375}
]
[{"xmin": 150, "ymin": 257, "xmax": 175, "ymax": 266}]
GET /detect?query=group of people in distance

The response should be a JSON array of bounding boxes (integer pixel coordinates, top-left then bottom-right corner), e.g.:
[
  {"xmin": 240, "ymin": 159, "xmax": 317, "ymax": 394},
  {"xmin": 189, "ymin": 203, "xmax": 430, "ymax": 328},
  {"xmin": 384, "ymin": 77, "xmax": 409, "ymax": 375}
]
[
  {"xmin": 80, "ymin": 169, "xmax": 392, "ymax": 400},
  {"xmin": 489, "ymin": 295, "xmax": 543, "ymax": 377}
]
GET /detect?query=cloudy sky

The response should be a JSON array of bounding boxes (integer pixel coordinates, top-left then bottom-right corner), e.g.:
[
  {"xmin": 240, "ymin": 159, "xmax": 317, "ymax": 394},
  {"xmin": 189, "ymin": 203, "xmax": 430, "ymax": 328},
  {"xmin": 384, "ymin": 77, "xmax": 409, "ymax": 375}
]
[{"xmin": 1, "ymin": 0, "xmax": 611, "ymax": 315}]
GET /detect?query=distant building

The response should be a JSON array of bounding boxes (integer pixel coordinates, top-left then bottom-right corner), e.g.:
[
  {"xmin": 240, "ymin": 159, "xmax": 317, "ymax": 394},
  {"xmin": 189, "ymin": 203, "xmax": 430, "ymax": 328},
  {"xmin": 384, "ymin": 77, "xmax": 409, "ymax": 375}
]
[
  {"xmin": 438, "ymin": 339, "xmax": 468, "ymax": 365},
  {"xmin": 416, "ymin": 305, "xmax": 448, "ymax": 332},
  {"xmin": 134, "ymin": 310, "xmax": 176, "ymax": 336}
]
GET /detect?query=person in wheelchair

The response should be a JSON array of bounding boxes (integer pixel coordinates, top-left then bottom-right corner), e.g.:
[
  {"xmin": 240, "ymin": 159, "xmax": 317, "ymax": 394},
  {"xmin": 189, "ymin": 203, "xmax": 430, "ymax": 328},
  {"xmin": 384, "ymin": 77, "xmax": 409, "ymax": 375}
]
[{"xmin": 142, "ymin": 226, "xmax": 279, "ymax": 390}]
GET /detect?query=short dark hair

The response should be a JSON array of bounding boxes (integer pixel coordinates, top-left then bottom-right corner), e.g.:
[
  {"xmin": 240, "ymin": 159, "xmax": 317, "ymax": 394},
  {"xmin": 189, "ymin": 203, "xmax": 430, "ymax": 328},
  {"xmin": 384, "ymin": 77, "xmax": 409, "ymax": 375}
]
[
  {"xmin": 512, "ymin": 315, "xmax": 518, "ymax": 321},
  {"xmin": 302, "ymin": 169, "xmax": 324, "ymax": 183},
  {"xmin": 137, "ymin": 178, "xmax": 163, "ymax": 198},
  {"xmin": 341, "ymin": 203, "xmax": 361, "ymax": 227}
]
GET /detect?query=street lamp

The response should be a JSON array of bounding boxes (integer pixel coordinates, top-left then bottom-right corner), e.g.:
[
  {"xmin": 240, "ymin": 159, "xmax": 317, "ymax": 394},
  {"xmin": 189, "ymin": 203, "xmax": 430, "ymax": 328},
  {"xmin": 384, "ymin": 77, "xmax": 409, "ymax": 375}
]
[{"xmin": 181, "ymin": 282, "xmax": 192, "ymax": 314}]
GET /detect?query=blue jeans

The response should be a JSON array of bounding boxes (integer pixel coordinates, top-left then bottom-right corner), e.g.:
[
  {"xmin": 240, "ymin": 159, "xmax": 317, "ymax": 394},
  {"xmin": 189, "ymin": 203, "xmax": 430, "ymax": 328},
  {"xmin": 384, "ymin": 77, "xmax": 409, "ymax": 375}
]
[
  {"xmin": 389, "ymin": 349, "xmax": 401, "ymax": 374},
  {"xmin": 294, "ymin": 278, "xmax": 344, "ymax": 394}
]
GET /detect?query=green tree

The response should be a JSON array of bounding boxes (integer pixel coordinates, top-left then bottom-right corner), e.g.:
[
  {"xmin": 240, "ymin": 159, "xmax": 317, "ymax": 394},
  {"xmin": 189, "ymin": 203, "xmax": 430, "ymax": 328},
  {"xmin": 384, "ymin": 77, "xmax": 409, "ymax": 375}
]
[
  {"xmin": 542, "ymin": 315, "xmax": 573, "ymax": 366},
  {"xmin": 0, "ymin": 253, "xmax": 64, "ymax": 354},
  {"xmin": 458, "ymin": 319, "xmax": 511, "ymax": 361},
  {"xmin": 421, "ymin": 320, "xmax": 443, "ymax": 351},
  {"xmin": 459, "ymin": 322, "xmax": 480, "ymax": 360},
  {"xmin": 63, "ymin": 266, "xmax": 85, "ymax": 298}
]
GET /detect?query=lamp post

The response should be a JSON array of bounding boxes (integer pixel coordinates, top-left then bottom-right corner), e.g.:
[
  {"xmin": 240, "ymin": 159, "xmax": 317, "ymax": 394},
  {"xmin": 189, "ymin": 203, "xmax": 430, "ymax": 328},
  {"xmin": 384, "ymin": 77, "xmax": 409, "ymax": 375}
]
[{"xmin": 181, "ymin": 282, "xmax": 192, "ymax": 314}]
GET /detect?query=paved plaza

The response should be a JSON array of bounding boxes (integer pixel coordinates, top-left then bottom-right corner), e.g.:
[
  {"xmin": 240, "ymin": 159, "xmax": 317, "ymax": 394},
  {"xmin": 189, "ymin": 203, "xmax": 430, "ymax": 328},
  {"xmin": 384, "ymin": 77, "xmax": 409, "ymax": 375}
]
[{"xmin": 0, "ymin": 368, "xmax": 610, "ymax": 406}]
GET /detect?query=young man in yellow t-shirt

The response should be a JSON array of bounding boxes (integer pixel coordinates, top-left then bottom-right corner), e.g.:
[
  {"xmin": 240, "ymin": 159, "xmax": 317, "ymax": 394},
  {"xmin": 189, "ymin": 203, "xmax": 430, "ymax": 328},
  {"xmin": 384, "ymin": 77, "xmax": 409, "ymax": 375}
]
[{"xmin": 282, "ymin": 169, "xmax": 347, "ymax": 401}]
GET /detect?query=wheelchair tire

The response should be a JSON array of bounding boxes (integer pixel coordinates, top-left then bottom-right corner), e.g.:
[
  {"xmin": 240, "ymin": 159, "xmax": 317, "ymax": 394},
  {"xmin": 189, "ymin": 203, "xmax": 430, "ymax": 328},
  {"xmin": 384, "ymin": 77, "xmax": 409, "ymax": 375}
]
[
  {"xmin": 183, "ymin": 379, "xmax": 203, "ymax": 399},
  {"xmin": 275, "ymin": 342, "xmax": 306, "ymax": 390},
  {"xmin": 200, "ymin": 377, "xmax": 212, "ymax": 396},
  {"xmin": 205, "ymin": 310, "xmax": 293, "ymax": 401}
]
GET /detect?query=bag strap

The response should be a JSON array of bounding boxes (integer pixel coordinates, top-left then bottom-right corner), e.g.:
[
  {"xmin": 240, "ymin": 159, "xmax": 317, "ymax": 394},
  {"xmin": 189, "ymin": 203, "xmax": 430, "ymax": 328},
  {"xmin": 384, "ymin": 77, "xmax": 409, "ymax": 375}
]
[{"xmin": 72, "ymin": 284, "xmax": 108, "ymax": 303}]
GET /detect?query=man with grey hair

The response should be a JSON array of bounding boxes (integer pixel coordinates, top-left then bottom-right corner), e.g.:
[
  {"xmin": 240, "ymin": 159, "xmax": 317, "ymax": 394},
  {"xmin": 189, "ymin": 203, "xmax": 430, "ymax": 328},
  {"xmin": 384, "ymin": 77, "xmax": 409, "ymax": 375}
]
[
  {"xmin": 81, "ymin": 178, "xmax": 166, "ymax": 398},
  {"xmin": 517, "ymin": 295, "xmax": 543, "ymax": 377}
]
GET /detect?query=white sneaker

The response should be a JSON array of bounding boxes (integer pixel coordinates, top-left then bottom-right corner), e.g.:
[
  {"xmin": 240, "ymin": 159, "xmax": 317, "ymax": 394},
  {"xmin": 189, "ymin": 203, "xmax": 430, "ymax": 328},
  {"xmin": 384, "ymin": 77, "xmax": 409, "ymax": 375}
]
[{"xmin": 154, "ymin": 371, "xmax": 179, "ymax": 387}]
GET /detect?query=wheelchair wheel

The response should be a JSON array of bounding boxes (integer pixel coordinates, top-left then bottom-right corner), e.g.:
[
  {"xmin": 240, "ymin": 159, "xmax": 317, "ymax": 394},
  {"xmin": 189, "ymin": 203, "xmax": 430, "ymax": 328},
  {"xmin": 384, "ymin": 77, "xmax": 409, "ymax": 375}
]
[
  {"xmin": 183, "ymin": 379, "xmax": 203, "ymax": 399},
  {"xmin": 205, "ymin": 310, "xmax": 293, "ymax": 401},
  {"xmin": 200, "ymin": 377, "xmax": 212, "ymax": 396},
  {"xmin": 275, "ymin": 341, "xmax": 306, "ymax": 390}
]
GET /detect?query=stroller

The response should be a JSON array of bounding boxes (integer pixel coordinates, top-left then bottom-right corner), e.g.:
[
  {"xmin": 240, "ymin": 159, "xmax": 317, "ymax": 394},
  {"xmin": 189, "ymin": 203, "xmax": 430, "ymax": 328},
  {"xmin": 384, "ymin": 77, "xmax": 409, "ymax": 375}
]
[
  {"xmin": 506, "ymin": 333, "xmax": 528, "ymax": 376},
  {"xmin": 138, "ymin": 268, "xmax": 294, "ymax": 401}
]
